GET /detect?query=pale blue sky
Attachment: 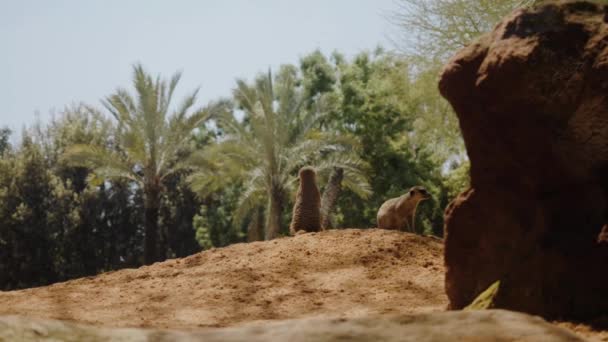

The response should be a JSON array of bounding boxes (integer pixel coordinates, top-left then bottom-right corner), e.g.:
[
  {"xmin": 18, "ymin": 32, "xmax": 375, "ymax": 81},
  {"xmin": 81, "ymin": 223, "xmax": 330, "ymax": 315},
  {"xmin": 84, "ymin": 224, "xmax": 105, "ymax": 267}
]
[{"xmin": 1, "ymin": 0, "xmax": 398, "ymax": 136}]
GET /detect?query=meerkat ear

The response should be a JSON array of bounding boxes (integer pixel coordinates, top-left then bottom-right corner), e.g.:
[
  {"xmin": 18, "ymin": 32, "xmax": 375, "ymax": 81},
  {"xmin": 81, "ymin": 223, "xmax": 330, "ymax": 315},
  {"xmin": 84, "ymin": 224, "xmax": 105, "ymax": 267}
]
[{"xmin": 409, "ymin": 189, "xmax": 415, "ymax": 196}]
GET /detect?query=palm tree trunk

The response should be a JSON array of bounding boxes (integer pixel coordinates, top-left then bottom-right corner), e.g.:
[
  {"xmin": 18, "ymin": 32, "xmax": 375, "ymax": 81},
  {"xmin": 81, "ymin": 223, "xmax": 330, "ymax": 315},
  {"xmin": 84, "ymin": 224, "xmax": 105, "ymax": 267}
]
[
  {"xmin": 265, "ymin": 188, "xmax": 283, "ymax": 240},
  {"xmin": 144, "ymin": 182, "xmax": 160, "ymax": 265},
  {"xmin": 247, "ymin": 207, "xmax": 264, "ymax": 242},
  {"xmin": 320, "ymin": 167, "xmax": 344, "ymax": 230}
]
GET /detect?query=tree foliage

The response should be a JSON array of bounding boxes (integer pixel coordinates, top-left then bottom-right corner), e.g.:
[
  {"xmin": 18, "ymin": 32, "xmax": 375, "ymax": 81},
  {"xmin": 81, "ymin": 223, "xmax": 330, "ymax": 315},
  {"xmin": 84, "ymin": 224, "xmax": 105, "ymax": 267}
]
[
  {"xmin": 0, "ymin": 127, "xmax": 11, "ymax": 155},
  {"xmin": 1, "ymin": 24, "xmax": 502, "ymax": 289},
  {"xmin": 188, "ymin": 66, "xmax": 371, "ymax": 240},
  {"xmin": 63, "ymin": 64, "xmax": 218, "ymax": 264},
  {"xmin": 0, "ymin": 109, "xmax": 142, "ymax": 289},
  {"xmin": 304, "ymin": 50, "xmax": 445, "ymax": 234},
  {"xmin": 386, "ymin": 0, "xmax": 542, "ymax": 202},
  {"xmin": 391, "ymin": 0, "xmax": 539, "ymax": 61},
  {"xmin": 0, "ymin": 104, "xmax": 211, "ymax": 290}
]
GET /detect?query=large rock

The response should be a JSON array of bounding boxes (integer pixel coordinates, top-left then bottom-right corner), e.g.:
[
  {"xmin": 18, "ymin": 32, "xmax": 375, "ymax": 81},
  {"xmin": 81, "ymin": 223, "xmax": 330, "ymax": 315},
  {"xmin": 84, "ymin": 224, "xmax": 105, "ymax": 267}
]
[
  {"xmin": 0, "ymin": 310, "xmax": 586, "ymax": 341},
  {"xmin": 440, "ymin": 1, "xmax": 608, "ymax": 318}
]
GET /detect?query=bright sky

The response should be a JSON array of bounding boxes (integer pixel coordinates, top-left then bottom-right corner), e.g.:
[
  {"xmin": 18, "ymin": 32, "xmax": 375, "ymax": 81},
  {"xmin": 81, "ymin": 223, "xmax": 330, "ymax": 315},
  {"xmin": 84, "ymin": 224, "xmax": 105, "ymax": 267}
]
[{"xmin": 1, "ymin": 0, "xmax": 398, "ymax": 137}]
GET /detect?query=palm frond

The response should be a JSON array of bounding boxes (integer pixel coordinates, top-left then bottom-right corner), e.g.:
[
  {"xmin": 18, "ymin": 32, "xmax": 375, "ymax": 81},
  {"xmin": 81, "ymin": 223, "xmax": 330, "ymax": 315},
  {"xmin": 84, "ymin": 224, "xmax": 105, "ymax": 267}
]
[
  {"xmin": 187, "ymin": 167, "xmax": 232, "ymax": 198},
  {"xmin": 172, "ymin": 88, "xmax": 199, "ymax": 124},
  {"xmin": 196, "ymin": 68, "xmax": 371, "ymax": 238},
  {"xmin": 312, "ymin": 154, "xmax": 372, "ymax": 199},
  {"xmin": 255, "ymin": 70, "xmax": 275, "ymax": 119},
  {"xmin": 157, "ymin": 104, "xmax": 214, "ymax": 176},
  {"xmin": 233, "ymin": 79, "xmax": 258, "ymax": 114},
  {"xmin": 233, "ymin": 168, "xmax": 266, "ymax": 226},
  {"xmin": 283, "ymin": 131, "xmax": 362, "ymax": 172},
  {"xmin": 119, "ymin": 129, "xmax": 147, "ymax": 163},
  {"xmin": 102, "ymin": 89, "xmax": 139, "ymax": 132},
  {"xmin": 341, "ymin": 168, "xmax": 373, "ymax": 199},
  {"xmin": 215, "ymin": 107, "xmax": 249, "ymax": 139},
  {"xmin": 161, "ymin": 71, "xmax": 182, "ymax": 115},
  {"xmin": 62, "ymin": 144, "xmax": 141, "ymax": 185},
  {"xmin": 275, "ymin": 65, "xmax": 301, "ymax": 118},
  {"xmin": 132, "ymin": 64, "xmax": 165, "ymax": 165},
  {"xmin": 186, "ymin": 138, "xmax": 262, "ymax": 195}
]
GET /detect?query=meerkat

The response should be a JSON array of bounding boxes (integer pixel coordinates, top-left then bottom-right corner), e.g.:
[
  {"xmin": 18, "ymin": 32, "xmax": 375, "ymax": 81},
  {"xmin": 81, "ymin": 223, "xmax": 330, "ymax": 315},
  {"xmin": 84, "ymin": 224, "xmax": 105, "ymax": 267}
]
[
  {"xmin": 289, "ymin": 166, "xmax": 321, "ymax": 235},
  {"xmin": 377, "ymin": 186, "xmax": 431, "ymax": 232}
]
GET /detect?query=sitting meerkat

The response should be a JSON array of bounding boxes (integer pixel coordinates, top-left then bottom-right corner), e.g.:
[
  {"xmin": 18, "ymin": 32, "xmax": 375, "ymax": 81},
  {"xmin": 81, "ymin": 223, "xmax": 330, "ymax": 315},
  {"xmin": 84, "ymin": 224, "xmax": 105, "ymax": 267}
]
[
  {"xmin": 377, "ymin": 186, "xmax": 431, "ymax": 232},
  {"xmin": 289, "ymin": 166, "xmax": 321, "ymax": 235}
]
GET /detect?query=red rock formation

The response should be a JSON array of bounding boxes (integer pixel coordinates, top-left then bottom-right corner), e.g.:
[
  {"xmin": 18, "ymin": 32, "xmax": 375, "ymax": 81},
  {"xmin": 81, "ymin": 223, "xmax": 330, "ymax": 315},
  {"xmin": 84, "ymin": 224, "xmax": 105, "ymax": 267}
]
[{"xmin": 440, "ymin": 0, "xmax": 608, "ymax": 319}]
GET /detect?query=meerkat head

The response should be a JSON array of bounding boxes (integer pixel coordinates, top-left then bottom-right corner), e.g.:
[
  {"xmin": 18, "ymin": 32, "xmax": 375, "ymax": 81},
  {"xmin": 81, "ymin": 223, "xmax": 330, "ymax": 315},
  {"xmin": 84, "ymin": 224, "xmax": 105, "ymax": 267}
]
[
  {"xmin": 409, "ymin": 186, "xmax": 431, "ymax": 201},
  {"xmin": 299, "ymin": 166, "xmax": 317, "ymax": 182}
]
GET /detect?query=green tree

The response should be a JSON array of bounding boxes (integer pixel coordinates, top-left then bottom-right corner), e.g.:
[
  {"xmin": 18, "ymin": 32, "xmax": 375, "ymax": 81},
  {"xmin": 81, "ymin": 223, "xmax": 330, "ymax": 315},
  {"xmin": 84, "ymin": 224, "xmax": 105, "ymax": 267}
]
[
  {"xmin": 0, "ymin": 137, "xmax": 58, "ymax": 288},
  {"xmin": 192, "ymin": 184, "xmax": 244, "ymax": 247},
  {"xmin": 387, "ymin": 0, "xmax": 541, "ymax": 202},
  {"xmin": 444, "ymin": 160, "xmax": 471, "ymax": 199},
  {"xmin": 391, "ymin": 0, "xmax": 538, "ymax": 61},
  {"xmin": 319, "ymin": 50, "xmax": 446, "ymax": 234},
  {"xmin": 388, "ymin": 0, "xmax": 542, "ymax": 166},
  {"xmin": 159, "ymin": 172, "xmax": 202, "ymax": 258},
  {"xmin": 0, "ymin": 108, "xmax": 149, "ymax": 290},
  {"xmin": 63, "ymin": 64, "xmax": 218, "ymax": 264},
  {"xmin": 189, "ymin": 68, "xmax": 371, "ymax": 240},
  {"xmin": 44, "ymin": 107, "xmax": 144, "ymax": 273},
  {"xmin": 0, "ymin": 127, "xmax": 11, "ymax": 155}
]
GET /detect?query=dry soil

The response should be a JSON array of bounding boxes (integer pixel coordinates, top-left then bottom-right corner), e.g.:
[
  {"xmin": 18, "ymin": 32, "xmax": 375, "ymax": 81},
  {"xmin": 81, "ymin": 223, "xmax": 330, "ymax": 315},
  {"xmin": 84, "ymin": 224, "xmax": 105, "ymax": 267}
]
[{"xmin": 0, "ymin": 228, "xmax": 605, "ymax": 340}]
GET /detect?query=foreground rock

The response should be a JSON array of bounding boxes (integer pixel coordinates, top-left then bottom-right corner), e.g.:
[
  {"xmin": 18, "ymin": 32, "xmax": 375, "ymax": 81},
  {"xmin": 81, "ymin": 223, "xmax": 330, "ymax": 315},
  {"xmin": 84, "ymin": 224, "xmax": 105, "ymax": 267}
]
[
  {"xmin": 440, "ymin": 1, "xmax": 608, "ymax": 318},
  {"xmin": 0, "ymin": 310, "xmax": 586, "ymax": 342}
]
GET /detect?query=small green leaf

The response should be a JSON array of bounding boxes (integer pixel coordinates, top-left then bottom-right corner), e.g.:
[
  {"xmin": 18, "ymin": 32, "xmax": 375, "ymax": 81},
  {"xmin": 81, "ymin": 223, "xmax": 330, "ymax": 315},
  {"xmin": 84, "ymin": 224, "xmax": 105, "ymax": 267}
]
[{"xmin": 465, "ymin": 280, "xmax": 500, "ymax": 310}]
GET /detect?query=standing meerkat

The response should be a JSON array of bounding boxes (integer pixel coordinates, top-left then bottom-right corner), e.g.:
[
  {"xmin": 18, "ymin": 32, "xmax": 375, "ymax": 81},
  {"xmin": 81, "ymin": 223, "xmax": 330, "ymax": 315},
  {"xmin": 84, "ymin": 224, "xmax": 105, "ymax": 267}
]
[
  {"xmin": 289, "ymin": 166, "xmax": 321, "ymax": 235},
  {"xmin": 377, "ymin": 186, "xmax": 431, "ymax": 232}
]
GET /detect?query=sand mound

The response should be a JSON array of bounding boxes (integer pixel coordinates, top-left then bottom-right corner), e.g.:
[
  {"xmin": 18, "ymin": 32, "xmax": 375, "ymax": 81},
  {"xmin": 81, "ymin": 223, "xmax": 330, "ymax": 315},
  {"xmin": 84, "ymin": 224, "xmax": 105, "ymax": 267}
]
[{"xmin": 0, "ymin": 229, "xmax": 446, "ymax": 330}]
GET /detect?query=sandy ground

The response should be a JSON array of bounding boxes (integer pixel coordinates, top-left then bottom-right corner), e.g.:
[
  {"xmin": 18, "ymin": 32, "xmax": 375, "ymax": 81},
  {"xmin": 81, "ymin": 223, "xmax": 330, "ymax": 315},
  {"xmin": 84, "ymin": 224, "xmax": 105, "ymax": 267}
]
[
  {"xmin": 0, "ymin": 228, "xmax": 605, "ymax": 340},
  {"xmin": 0, "ymin": 229, "xmax": 445, "ymax": 330}
]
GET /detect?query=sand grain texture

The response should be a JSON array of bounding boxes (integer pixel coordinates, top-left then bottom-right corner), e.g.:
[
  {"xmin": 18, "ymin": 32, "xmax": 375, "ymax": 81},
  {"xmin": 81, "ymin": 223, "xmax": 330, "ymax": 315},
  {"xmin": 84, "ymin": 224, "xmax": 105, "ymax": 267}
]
[{"xmin": 0, "ymin": 229, "xmax": 446, "ymax": 330}]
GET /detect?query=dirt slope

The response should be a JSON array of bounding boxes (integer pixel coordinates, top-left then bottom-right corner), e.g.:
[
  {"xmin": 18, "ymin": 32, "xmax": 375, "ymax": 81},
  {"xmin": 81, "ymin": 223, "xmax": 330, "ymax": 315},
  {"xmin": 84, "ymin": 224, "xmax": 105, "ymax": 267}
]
[{"xmin": 0, "ymin": 229, "xmax": 446, "ymax": 330}]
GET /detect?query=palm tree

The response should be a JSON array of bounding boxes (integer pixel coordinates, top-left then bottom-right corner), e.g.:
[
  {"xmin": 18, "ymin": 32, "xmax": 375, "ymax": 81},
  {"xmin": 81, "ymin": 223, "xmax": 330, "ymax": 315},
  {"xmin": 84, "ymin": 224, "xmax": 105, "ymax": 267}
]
[
  {"xmin": 188, "ymin": 68, "xmax": 371, "ymax": 240},
  {"xmin": 63, "ymin": 64, "xmax": 219, "ymax": 264}
]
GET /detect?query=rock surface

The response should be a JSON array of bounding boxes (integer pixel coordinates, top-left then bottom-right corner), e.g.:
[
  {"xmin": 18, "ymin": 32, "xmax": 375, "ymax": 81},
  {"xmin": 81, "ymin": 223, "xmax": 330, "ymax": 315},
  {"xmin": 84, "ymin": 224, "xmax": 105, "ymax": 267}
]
[
  {"xmin": 440, "ymin": 1, "xmax": 608, "ymax": 318},
  {"xmin": 0, "ymin": 310, "xmax": 587, "ymax": 342}
]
